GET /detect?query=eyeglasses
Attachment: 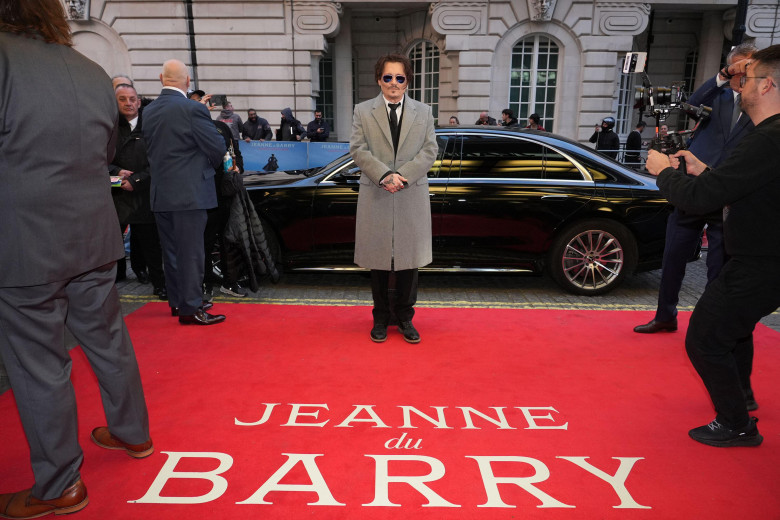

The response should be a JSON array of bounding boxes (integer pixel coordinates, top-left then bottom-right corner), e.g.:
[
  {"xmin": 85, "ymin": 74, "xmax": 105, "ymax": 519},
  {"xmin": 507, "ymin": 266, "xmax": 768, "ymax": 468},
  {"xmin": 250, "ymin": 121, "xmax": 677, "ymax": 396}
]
[
  {"xmin": 381, "ymin": 74, "xmax": 406, "ymax": 84},
  {"xmin": 740, "ymin": 75, "xmax": 777, "ymax": 88}
]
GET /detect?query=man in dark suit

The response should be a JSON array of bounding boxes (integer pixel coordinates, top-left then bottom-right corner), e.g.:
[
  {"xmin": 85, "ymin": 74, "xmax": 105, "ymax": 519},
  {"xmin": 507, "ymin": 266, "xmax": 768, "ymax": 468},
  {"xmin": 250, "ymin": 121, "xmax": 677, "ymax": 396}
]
[
  {"xmin": 110, "ymin": 83, "xmax": 166, "ymax": 299},
  {"xmin": 350, "ymin": 53, "xmax": 438, "ymax": 344},
  {"xmin": 624, "ymin": 120, "xmax": 646, "ymax": 166},
  {"xmin": 634, "ymin": 44, "xmax": 756, "ymax": 339},
  {"xmin": 0, "ymin": 0, "xmax": 152, "ymax": 516},
  {"xmin": 143, "ymin": 59, "xmax": 227, "ymax": 325},
  {"xmin": 645, "ymin": 44, "xmax": 780, "ymax": 447}
]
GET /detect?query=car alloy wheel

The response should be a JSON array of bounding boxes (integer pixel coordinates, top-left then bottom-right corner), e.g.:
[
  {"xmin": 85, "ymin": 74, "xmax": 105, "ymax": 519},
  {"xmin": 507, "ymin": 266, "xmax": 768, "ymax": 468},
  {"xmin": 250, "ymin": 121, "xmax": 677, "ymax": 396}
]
[{"xmin": 549, "ymin": 219, "xmax": 637, "ymax": 295}]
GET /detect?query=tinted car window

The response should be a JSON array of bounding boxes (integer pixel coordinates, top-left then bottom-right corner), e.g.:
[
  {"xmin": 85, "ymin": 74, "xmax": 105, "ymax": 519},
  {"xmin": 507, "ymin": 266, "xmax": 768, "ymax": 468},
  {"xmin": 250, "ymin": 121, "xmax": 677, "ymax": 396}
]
[
  {"xmin": 429, "ymin": 135, "xmax": 452, "ymax": 179},
  {"xmin": 456, "ymin": 134, "xmax": 582, "ymax": 181},
  {"xmin": 458, "ymin": 135, "xmax": 544, "ymax": 179},
  {"xmin": 543, "ymin": 148, "xmax": 582, "ymax": 181}
]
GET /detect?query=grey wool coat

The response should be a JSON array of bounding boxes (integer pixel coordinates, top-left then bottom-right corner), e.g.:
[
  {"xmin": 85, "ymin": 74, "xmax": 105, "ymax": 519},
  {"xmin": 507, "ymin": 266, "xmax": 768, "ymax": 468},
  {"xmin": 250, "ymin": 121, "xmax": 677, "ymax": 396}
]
[{"xmin": 349, "ymin": 94, "xmax": 438, "ymax": 271}]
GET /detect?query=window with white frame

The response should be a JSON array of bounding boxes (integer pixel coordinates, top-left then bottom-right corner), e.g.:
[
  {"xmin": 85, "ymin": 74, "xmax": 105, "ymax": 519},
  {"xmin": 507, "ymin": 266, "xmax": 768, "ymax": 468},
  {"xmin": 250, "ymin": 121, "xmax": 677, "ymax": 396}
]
[
  {"xmin": 509, "ymin": 35, "xmax": 558, "ymax": 130},
  {"xmin": 616, "ymin": 70, "xmax": 635, "ymax": 136},
  {"xmin": 316, "ymin": 51, "xmax": 334, "ymax": 132},
  {"xmin": 407, "ymin": 40, "xmax": 440, "ymax": 124}
]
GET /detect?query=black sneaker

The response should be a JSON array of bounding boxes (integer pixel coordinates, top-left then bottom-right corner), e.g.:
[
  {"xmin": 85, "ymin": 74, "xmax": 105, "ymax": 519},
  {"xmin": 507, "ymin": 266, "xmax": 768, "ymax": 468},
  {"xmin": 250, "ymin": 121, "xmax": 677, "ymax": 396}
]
[
  {"xmin": 688, "ymin": 417, "xmax": 763, "ymax": 447},
  {"xmin": 220, "ymin": 282, "xmax": 248, "ymax": 298}
]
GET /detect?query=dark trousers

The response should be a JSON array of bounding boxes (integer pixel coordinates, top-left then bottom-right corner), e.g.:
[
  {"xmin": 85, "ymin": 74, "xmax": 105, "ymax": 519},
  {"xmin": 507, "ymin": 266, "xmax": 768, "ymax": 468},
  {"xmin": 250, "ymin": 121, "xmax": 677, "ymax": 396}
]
[
  {"xmin": 655, "ymin": 209, "xmax": 725, "ymax": 322},
  {"xmin": 203, "ymin": 198, "xmax": 238, "ymax": 287},
  {"xmin": 0, "ymin": 262, "xmax": 149, "ymax": 499},
  {"xmin": 155, "ymin": 210, "xmax": 208, "ymax": 315},
  {"xmin": 685, "ymin": 257, "xmax": 780, "ymax": 428},
  {"xmin": 370, "ymin": 268, "xmax": 418, "ymax": 324},
  {"xmin": 130, "ymin": 222, "xmax": 164, "ymax": 290}
]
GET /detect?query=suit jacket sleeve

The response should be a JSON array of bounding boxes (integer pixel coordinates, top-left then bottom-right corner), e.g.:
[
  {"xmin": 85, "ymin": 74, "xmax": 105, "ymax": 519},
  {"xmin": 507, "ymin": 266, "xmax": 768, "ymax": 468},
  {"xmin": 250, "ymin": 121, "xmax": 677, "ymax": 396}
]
[
  {"xmin": 687, "ymin": 75, "xmax": 724, "ymax": 109},
  {"xmin": 191, "ymin": 102, "xmax": 226, "ymax": 167}
]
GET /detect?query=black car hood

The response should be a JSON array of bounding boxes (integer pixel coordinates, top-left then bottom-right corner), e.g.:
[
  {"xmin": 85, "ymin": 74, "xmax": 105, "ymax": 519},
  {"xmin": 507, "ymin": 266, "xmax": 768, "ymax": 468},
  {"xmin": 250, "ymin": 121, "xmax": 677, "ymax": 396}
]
[{"xmin": 243, "ymin": 171, "xmax": 309, "ymax": 188}]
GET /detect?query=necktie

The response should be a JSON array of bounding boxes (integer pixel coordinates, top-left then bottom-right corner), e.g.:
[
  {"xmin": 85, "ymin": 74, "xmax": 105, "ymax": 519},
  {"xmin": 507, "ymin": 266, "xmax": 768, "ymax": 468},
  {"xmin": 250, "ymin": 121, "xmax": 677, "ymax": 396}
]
[
  {"xmin": 388, "ymin": 102, "xmax": 401, "ymax": 151},
  {"xmin": 388, "ymin": 103, "xmax": 400, "ymax": 137},
  {"xmin": 731, "ymin": 94, "xmax": 741, "ymax": 131}
]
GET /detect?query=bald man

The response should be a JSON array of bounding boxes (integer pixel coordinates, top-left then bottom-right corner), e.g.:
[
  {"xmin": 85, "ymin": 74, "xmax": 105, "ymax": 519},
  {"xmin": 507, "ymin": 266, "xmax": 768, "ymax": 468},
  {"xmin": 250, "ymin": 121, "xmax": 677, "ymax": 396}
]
[{"xmin": 142, "ymin": 60, "xmax": 227, "ymax": 325}]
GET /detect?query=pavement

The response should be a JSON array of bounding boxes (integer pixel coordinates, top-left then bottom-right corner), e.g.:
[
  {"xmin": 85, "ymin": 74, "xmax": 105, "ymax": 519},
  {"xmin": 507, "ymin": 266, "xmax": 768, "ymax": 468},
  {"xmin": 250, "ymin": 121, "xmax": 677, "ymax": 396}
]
[{"xmin": 116, "ymin": 252, "xmax": 780, "ymax": 332}]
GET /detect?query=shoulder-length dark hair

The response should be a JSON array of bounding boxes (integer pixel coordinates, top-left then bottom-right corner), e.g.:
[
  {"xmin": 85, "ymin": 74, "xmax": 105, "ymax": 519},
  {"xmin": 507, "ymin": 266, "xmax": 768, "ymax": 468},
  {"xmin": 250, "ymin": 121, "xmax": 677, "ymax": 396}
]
[
  {"xmin": 0, "ymin": 0, "xmax": 73, "ymax": 46},
  {"xmin": 374, "ymin": 53, "xmax": 413, "ymax": 86}
]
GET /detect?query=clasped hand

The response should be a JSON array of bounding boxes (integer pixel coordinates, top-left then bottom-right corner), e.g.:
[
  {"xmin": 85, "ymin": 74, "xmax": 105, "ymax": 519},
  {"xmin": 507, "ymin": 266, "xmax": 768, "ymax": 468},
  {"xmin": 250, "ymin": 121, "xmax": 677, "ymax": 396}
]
[{"xmin": 382, "ymin": 172, "xmax": 407, "ymax": 193}]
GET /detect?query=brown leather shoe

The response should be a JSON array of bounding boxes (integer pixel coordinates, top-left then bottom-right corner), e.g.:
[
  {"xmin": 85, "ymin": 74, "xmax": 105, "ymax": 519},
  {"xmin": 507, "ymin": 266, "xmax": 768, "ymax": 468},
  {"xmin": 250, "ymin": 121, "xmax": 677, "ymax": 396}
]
[
  {"xmin": 633, "ymin": 318, "xmax": 678, "ymax": 334},
  {"xmin": 90, "ymin": 427, "xmax": 154, "ymax": 458},
  {"xmin": 0, "ymin": 479, "xmax": 88, "ymax": 519}
]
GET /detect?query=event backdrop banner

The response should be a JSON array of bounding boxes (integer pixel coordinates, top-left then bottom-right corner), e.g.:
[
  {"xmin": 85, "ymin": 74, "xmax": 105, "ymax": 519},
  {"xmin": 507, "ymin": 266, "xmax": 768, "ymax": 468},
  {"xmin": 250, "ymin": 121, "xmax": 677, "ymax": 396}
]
[{"xmin": 240, "ymin": 141, "xmax": 349, "ymax": 172}]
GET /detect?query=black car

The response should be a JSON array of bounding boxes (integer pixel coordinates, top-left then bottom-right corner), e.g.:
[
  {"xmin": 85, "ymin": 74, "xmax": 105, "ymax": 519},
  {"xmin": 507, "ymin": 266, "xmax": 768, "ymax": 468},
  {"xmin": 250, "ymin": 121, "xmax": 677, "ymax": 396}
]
[{"xmin": 244, "ymin": 126, "xmax": 671, "ymax": 295}]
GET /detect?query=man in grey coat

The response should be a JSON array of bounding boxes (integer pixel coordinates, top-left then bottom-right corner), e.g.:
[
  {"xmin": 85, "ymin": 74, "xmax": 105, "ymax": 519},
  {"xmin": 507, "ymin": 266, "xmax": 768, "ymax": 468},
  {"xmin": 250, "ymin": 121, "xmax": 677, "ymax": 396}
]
[
  {"xmin": 0, "ymin": 0, "xmax": 152, "ymax": 516},
  {"xmin": 349, "ymin": 53, "xmax": 438, "ymax": 344}
]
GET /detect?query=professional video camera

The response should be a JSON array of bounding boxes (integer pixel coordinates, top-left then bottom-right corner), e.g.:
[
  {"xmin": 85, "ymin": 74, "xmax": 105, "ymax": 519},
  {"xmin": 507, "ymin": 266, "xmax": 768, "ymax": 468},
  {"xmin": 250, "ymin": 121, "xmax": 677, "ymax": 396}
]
[{"xmin": 623, "ymin": 52, "xmax": 712, "ymax": 157}]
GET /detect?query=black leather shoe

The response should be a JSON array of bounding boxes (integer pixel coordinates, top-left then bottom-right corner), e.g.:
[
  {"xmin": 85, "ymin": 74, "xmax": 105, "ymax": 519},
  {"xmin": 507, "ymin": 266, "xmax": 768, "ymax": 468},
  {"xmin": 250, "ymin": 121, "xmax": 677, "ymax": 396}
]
[
  {"xmin": 370, "ymin": 323, "xmax": 388, "ymax": 342},
  {"xmin": 688, "ymin": 417, "xmax": 763, "ymax": 447},
  {"xmin": 171, "ymin": 302, "xmax": 213, "ymax": 317},
  {"xmin": 179, "ymin": 308, "xmax": 226, "ymax": 325},
  {"xmin": 153, "ymin": 287, "xmax": 167, "ymax": 301},
  {"xmin": 633, "ymin": 318, "xmax": 677, "ymax": 334},
  {"xmin": 398, "ymin": 321, "xmax": 420, "ymax": 344},
  {"xmin": 135, "ymin": 270, "xmax": 150, "ymax": 284}
]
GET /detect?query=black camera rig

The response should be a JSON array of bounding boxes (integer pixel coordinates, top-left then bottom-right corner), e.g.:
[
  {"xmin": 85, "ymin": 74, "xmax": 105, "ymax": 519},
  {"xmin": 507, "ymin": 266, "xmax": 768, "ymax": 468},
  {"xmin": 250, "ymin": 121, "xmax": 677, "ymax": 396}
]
[{"xmin": 634, "ymin": 74, "xmax": 712, "ymax": 156}]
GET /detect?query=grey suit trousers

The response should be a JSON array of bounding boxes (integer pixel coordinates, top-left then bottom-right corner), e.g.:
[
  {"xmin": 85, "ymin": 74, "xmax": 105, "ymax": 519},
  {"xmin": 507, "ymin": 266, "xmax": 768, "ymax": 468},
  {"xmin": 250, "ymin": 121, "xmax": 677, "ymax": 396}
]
[{"xmin": 0, "ymin": 262, "xmax": 149, "ymax": 499}]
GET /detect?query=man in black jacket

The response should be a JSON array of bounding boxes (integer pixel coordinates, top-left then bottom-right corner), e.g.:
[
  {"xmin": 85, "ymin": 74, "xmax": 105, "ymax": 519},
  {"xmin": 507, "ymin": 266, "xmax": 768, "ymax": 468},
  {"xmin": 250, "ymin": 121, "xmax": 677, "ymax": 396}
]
[
  {"xmin": 277, "ymin": 107, "xmax": 305, "ymax": 141},
  {"xmin": 624, "ymin": 120, "xmax": 645, "ymax": 166},
  {"xmin": 645, "ymin": 45, "xmax": 780, "ymax": 448},
  {"xmin": 306, "ymin": 110, "xmax": 331, "ymax": 141},
  {"xmin": 589, "ymin": 116, "xmax": 620, "ymax": 159},
  {"xmin": 243, "ymin": 108, "xmax": 273, "ymax": 141},
  {"xmin": 110, "ymin": 84, "xmax": 165, "ymax": 298}
]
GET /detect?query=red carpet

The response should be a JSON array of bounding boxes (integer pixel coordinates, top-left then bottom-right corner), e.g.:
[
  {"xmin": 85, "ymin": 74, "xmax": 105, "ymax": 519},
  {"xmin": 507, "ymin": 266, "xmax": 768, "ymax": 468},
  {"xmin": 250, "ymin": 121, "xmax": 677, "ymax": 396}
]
[{"xmin": 1, "ymin": 304, "xmax": 779, "ymax": 519}]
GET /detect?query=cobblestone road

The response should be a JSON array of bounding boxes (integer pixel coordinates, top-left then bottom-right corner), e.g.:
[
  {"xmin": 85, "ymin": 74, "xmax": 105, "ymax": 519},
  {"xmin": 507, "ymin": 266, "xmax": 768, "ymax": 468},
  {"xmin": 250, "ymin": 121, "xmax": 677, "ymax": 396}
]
[{"xmin": 117, "ymin": 252, "xmax": 780, "ymax": 332}]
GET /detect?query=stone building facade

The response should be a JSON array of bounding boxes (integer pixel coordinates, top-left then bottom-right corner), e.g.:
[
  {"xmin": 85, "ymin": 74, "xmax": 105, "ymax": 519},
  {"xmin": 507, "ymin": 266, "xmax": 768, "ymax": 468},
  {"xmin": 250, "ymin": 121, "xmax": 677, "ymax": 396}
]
[{"xmin": 67, "ymin": 0, "xmax": 780, "ymax": 143}]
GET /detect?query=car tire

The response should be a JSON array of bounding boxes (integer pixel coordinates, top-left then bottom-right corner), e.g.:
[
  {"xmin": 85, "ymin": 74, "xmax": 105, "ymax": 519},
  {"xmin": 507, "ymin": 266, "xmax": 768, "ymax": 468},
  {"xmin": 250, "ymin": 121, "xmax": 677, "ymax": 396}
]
[
  {"xmin": 258, "ymin": 217, "xmax": 283, "ymax": 273},
  {"xmin": 548, "ymin": 219, "xmax": 637, "ymax": 296}
]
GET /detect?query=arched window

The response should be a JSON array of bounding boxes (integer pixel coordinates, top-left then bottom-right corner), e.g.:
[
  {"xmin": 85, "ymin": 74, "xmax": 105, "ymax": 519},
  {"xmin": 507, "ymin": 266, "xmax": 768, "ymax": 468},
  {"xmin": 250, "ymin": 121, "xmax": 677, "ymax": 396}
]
[
  {"xmin": 407, "ymin": 41, "xmax": 440, "ymax": 123},
  {"xmin": 509, "ymin": 35, "xmax": 558, "ymax": 130}
]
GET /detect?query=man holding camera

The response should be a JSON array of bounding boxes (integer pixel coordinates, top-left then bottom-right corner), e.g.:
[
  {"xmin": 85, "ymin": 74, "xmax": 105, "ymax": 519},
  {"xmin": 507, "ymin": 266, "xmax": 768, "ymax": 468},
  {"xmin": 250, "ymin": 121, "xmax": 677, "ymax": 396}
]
[
  {"xmin": 645, "ymin": 45, "xmax": 780, "ymax": 447},
  {"xmin": 634, "ymin": 44, "xmax": 756, "ymax": 336}
]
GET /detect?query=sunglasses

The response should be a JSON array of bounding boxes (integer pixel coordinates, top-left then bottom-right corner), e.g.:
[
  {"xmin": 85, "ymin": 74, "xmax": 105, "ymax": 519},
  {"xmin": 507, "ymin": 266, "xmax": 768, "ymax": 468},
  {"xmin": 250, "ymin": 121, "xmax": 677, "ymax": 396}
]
[{"xmin": 382, "ymin": 74, "xmax": 407, "ymax": 84}]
